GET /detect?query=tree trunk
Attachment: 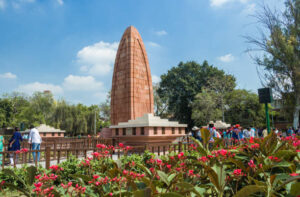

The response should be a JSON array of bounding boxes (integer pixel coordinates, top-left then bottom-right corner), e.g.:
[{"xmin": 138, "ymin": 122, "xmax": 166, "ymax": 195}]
[{"xmin": 293, "ymin": 95, "xmax": 300, "ymax": 129}]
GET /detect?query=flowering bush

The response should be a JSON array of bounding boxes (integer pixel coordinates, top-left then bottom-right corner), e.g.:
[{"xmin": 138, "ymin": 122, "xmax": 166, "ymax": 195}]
[{"xmin": 0, "ymin": 131, "xmax": 299, "ymax": 196}]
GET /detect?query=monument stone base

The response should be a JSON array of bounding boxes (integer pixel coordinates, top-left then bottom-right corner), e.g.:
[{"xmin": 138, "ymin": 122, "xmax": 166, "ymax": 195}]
[{"xmin": 109, "ymin": 113, "xmax": 187, "ymax": 145}]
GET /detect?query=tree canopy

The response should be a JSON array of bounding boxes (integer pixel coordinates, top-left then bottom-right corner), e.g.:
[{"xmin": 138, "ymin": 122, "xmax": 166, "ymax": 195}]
[
  {"xmin": 0, "ymin": 92, "xmax": 110, "ymax": 136},
  {"xmin": 247, "ymin": 0, "xmax": 300, "ymax": 128},
  {"xmin": 157, "ymin": 61, "xmax": 236, "ymax": 128}
]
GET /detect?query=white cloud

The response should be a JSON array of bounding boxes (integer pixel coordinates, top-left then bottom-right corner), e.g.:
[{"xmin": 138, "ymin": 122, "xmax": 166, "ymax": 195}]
[
  {"xmin": 242, "ymin": 3, "xmax": 256, "ymax": 15},
  {"xmin": 210, "ymin": 0, "xmax": 249, "ymax": 7},
  {"xmin": 152, "ymin": 75, "xmax": 161, "ymax": 84},
  {"xmin": 57, "ymin": 0, "xmax": 63, "ymax": 5},
  {"xmin": 0, "ymin": 72, "xmax": 17, "ymax": 79},
  {"xmin": 218, "ymin": 54, "xmax": 235, "ymax": 62},
  {"xmin": 0, "ymin": 0, "xmax": 6, "ymax": 10},
  {"xmin": 77, "ymin": 41, "xmax": 118, "ymax": 76},
  {"xmin": 147, "ymin": 41, "xmax": 160, "ymax": 48},
  {"xmin": 155, "ymin": 30, "xmax": 167, "ymax": 36},
  {"xmin": 63, "ymin": 75, "xmax": 103, "ymax": 91},
  {"xmin": 16, "ymin": 82, "xmax": 63, "ymax": 95}
]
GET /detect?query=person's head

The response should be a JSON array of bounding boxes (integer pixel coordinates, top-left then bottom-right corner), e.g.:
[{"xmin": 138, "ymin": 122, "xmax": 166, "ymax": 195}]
[
  {"xmin": 29, "ymin": 125, "xmax": 34, "ymax": 129},
  {"xmin": 15, "ymin": 127, "xmax": 19, "ymax": 132}
]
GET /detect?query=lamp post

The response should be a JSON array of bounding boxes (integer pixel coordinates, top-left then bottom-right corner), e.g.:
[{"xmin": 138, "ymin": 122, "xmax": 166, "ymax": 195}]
[{"xmin": 258, "ymin": 88, "xmax": 273, "ymax": 134}]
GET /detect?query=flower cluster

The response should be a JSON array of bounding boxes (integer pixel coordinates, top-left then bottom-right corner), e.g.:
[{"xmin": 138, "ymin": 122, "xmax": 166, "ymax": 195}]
[
  {"xmin": 15, "ymin": 148, "xmax": 29, "ymax": 154},
  {"xmin": 49, "ymin": 165, "xmax": 63, "ymax": 172},
  {"xmin": 35, "ymin": 173, "xmax": 58, "ymax": 183},
  {"xmin": 61, "ymin": 182, "xmax": 86, "ymax": 195},
  {"xmin": 198, "ymin": 156, "xmax": 209, "ymax": 163},
  {"xmin": 89, "ymin": 175, "xmax": 127, "ymax": 186},
  {"xmin": 80, "ymin": 158, "xmax": 91, "ymax": 166},
  {"xmin": 268, "ymin": 156, "xmax": 281, "ymax": 162},
  {"xmin": 250, "ymin": 143, "xmax": 260, "ymax": 149},
  {"xmin": 211, "ymin": 149, "xmax": 235, "ymax": 159},
  {"xmin": 232, "ymin": 169, "xmax": 246, "ymax": 177},
  {"xmin": 248, "ymin": 160, "xmax": 256, "ymax": 169}
]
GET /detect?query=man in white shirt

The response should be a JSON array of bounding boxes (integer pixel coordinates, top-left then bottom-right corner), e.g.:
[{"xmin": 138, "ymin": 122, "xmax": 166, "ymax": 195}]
[{"xmin": 28, "ymin": 125, "xmax": 42, "ymax": 162}]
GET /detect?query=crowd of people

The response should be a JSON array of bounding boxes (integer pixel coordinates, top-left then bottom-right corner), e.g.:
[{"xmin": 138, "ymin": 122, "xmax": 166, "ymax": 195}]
[
  {"xmin": 0, "ymin": 125, "xmax": 42, "ymax": 166},
  {"xmin": 191, "ymin": 121, "xmax": 300, "ymax": 147}
]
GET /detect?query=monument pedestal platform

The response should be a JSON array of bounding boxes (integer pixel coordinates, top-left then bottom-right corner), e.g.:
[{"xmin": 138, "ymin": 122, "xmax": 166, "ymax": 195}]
[{"xmin": 110, "ymin": 113, "xmax": 187, "ymax": 145}]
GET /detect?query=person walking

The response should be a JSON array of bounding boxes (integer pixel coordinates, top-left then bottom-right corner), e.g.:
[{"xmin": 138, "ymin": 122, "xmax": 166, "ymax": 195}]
[
  {"xmin": 28, "ymin": 125, "xmax": 42, "ymax": 162},
  {"xmin": 9, "ymin": 127, "xmax": 23, "ymax": 165},
  {"xmin": 0, "ymin": 134, "xmax": 4, "ymax": 166}
]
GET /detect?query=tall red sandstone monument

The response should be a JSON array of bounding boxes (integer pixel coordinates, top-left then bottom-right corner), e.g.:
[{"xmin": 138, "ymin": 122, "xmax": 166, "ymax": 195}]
[
  {"xmin": 111, "ymin": 26, "xmax": 154, "ymax": 125},
  {"xmin": 110, "ymin": 26, "xmax": 186, "ymax": 145}
]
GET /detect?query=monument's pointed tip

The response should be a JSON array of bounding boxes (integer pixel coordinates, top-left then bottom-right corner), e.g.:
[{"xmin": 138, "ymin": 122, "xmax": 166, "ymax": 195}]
[{"xmin": 124, "ymin": 26, "xmax": 139, "ymax": 36}]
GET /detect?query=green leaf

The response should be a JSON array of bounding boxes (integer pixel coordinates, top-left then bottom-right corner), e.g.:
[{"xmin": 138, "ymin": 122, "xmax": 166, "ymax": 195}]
[
  {"xmin": 3, "ymin": 182, "xmax": 31, "ymax": 197},
  {"xmin": 228, "ymin": 158, "xmax": 247, "ymax": 172},
  {"xmin": 161, "ymin": 192, "xmax": 184, "ymax": 197},
  {"xmin": 203, "ymin": 165, "xmax": 220, "ymax": 191},
  {"xmin": 70, "ymin": 174, "xmax": 92, "ymax": 183},
  {"xmin": 290, "ymin": 182, "xmax": 300, "ymax": 196},
  {"xmin": 176, "ymin": 182, "xmax": 194, "ymax": 191},
  {"xmin": 137, "ymin": 163, "xmax": 152, "ymax": 177},
  {"xmin": 26, "ymin": 165, "xmax": 37, "ymax": 186},
  {"xmin": 190, "ymin": 137, "xmax": 209, "ymax": 156},
  {"xmin": 3, "ymin": 168, "xmax": 26, "ymax": 187},
  {"xmin": 276, "ymin": 176, "xmax": 300, "ymax": 190},
  {"xmin": 234, "ymin": 185, "xmax": 266, "ymax": 197},
  {"xmin": 157, "ymin": 170, "xmax": 169, "ymax": 186},
  {"xmin": 200, "ymin": 128, "xmax": 211, "ymax": 148},
  {"xmin": 274, "ymin": 150, "xmax": 296, "ymax": 161},
  {"xmin": 133, "ymin": 188, "xmax": 152, "ymax": 197},
  {"xmin": 193, "ymin": 186, "xmax": 205, "ymax": 197},
  {"xmin": 167, "ymin": 173, "xmax": 176, "ymax": 184}
]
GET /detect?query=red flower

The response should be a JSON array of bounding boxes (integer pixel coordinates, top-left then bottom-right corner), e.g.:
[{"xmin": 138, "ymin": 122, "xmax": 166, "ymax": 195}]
[
  {"xmin": 232, "ymin": 169, "xmax": 245, "ymax": 177},
  {"xmin": 166, "ymin": 164, "xmax": 171, "ymax": 169},
  {"xmin": 123, "ymin": 170, "xmax": 128, "ymax": 175},
  {"xmin": 199, "ymin": 156, "xmax": 209, "ymax": 162},
  {"xmin": 119, "ymin": 143, "xmax": 124, "ymax": 148},
  {"xmin": 248, "ymin": 160, "xmax": 256, "ymax": 168},
  {"xmin": 34, "ymin": 182, "xmax": 43, "ymax": 188},
  {"xmin": 250, "ymin": 143, "xmax": 259, "ymax": 149},
  {"xmin": 249, "ymin": 137, "xmax": 254, "ymax": 144},
  {"xmin": 290, "ymin": 173, "xmax": 299, "ymax": 177},
  {"xmin": 188, "ymin": 170, "xmax": 194, "ymax": 176}
]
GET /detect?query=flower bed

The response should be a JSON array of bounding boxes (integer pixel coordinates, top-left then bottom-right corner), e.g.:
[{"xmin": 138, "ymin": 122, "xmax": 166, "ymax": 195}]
[{"xmin": 0, "ymin": 131, "xmax": 299, "ymax": 197}]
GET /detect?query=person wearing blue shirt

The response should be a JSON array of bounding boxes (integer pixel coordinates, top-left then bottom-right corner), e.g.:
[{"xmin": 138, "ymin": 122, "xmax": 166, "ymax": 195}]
[
  {"xmin": 287, "ymin": 127, "xmax": 294, "ymax": 136},
  {"xmin": 8, "ymin": 127, "xmax": 23, "ymax": 165}
]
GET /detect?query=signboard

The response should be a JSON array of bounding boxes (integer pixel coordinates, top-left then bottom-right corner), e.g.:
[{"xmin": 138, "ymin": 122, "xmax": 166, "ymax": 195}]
[{"xmin": 258, "ymin": 88, "xmax": 273, "ymax": 103}]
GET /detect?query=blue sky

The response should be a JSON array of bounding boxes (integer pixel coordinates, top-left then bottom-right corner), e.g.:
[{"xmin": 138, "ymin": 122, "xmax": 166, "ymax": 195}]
[{"xmin": 0, "ymin": 0, "xmax": 285, "ymax": 105}]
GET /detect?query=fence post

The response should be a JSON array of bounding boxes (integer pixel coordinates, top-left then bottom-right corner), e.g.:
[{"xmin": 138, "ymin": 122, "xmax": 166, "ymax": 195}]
[
  {"xmin": 54, "ymin": 141, "xmax": 57, "ymax": 160},
  {"xmin": 45, "ymin": 146, "xmax": 51, "ymax": 170},
  {"xmin": 13, "ymin": 153, "xmax": 16, "ymax": 168},
  {"xmin": 2, "ymin": 152, "xmax": 5, "ymax": 170},
  {"xmin": 57, "ymin": 150, "xmax": 61, "ymax": 164},
  {"xmin": 163, "ymin": 146, "xmax": 166, "ymax": 155},
  {"xmin": 158, "ymin": 146, "xmax": 160, "ymax": 156},
  {"xmin": 178, "ymin": 142, "xmax": 182, "ymax": 153}
]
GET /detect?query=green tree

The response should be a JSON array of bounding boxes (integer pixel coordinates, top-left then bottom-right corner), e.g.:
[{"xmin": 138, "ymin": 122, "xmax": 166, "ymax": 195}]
[
  {"xmin": 158, "ymin": 61, "xmax": 236, "ymax": 128},
  {"xmin": 224, "ymin": 89, "xmax": 265, "ymax": 127},
  {"xmin": 191, "ymin": 89, "xmax": 222, "ymax": 126},
  {"xmin": 99, "ymin": 92, "xmax": 110, "ymax": 122},
  {"xmin": 0, "ymin": 98, "xmax": 13, "ymax": 127},
  {"xmin": 153, "ymin": 83, "xmax": 169, "ymax": 118},
  {"xmin": 246, "ymin": 0, "xmax": 300, "ymax": 128}
]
